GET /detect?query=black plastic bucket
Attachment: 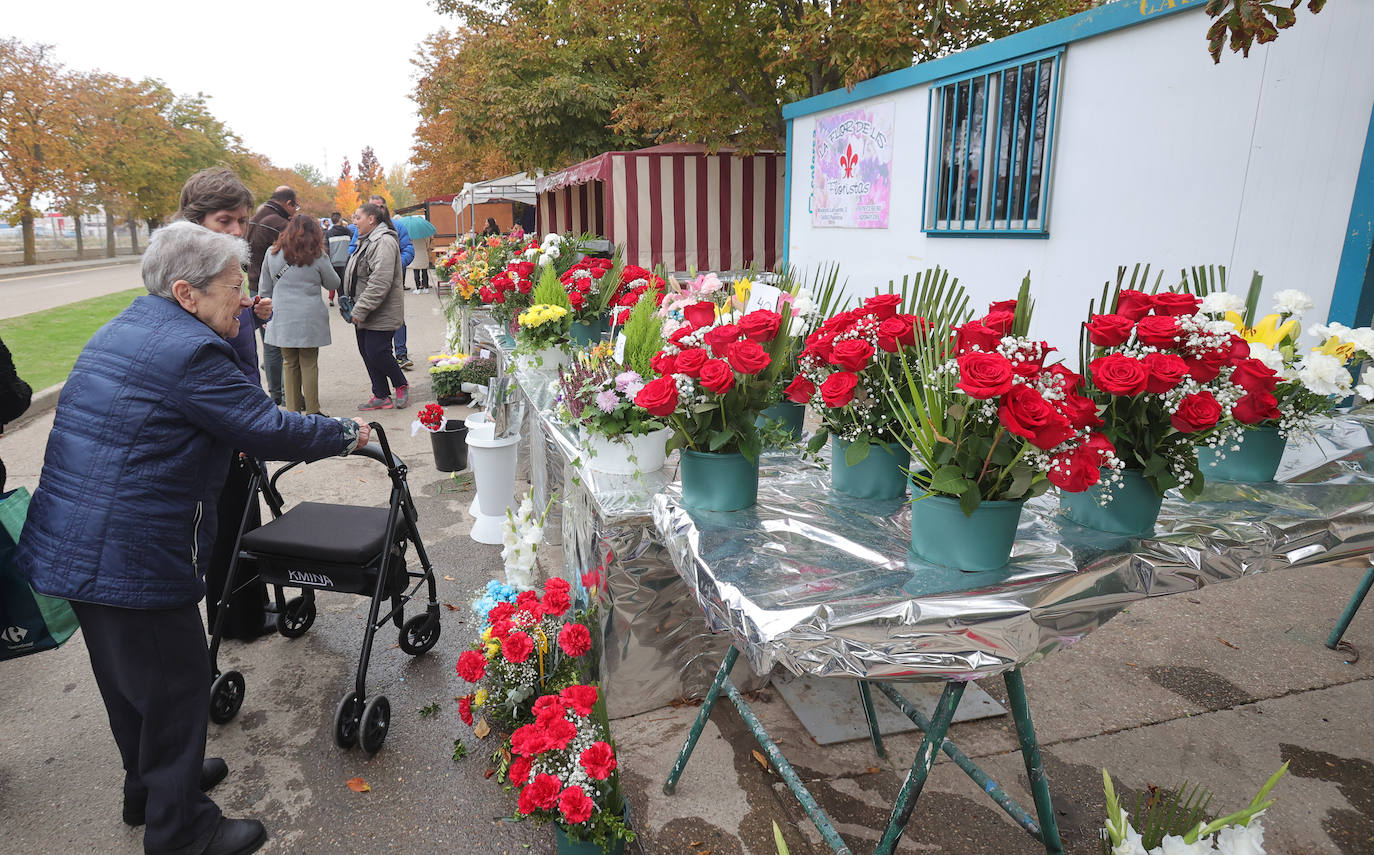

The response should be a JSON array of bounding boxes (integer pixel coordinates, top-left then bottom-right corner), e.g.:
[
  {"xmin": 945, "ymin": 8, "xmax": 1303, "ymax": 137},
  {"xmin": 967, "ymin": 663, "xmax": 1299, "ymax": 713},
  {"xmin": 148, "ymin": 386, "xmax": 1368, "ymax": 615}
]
[{"xmin": 429, "ymin": 422, "xmax": 469, "ymax": 472}]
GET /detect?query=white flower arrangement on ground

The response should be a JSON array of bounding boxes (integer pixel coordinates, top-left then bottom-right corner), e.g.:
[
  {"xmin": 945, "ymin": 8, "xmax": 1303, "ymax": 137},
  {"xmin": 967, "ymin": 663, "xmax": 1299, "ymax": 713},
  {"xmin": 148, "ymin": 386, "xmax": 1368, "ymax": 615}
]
[
  {"xmin": 501, "ymin": 490, "xmax": 552, "ymax": 591},
  {"xmin": 1102, "ymin": 763, "xmax": 1287, "ymax": 855}
]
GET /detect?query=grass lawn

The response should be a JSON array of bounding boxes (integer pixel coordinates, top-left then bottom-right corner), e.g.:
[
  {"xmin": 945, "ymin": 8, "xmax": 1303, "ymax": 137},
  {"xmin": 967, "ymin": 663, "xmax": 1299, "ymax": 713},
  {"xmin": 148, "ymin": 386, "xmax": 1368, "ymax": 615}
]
[{"xmin": 0, "ymin": 288, "xmax": 143, "ymax": 390}]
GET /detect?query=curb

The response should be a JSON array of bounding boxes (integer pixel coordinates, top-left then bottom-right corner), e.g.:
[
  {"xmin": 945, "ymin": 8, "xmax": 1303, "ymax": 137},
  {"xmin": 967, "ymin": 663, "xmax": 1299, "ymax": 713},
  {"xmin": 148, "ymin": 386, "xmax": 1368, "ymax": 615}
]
[
  {"xmin": 9, "ymin": 382, "xmax": 62, "ymax": 431},
  {"xmin": 0, "ymin": 254, "xmax": 142, "ymax": 281}
]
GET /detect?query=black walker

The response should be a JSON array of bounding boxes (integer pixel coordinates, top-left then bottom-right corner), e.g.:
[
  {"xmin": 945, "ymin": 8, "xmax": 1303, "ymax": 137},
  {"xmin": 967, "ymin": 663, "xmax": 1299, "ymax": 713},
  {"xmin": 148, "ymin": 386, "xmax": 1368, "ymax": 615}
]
[{"xmin": 206, "ymin": 423, "xmax": 441, "ymax": 754}]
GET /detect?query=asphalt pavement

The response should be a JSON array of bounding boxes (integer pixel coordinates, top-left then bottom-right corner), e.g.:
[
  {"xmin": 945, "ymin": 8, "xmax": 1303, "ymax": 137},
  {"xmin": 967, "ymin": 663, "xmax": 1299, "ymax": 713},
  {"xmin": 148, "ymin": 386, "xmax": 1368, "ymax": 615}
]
[
  {"xmin": 0, "ymin": 255, "xmax": 143, "ymax": 319},
  {"xmin": 0, "ymin": 289, "xmax": 1370, "ymax": 854}
]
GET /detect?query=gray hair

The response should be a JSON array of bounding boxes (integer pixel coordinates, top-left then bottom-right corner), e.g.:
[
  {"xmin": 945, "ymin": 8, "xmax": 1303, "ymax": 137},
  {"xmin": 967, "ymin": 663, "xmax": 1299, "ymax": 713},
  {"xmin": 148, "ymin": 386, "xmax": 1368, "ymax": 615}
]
[{"xmin": 142, "ymin": 221, "xmax": 248, "ymax": 299}]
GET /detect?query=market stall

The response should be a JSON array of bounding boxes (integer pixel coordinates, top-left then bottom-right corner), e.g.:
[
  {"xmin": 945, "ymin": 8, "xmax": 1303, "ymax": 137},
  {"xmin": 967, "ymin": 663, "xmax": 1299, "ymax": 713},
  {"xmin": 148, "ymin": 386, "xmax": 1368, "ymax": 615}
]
[{"xmin": 535, "ymin": 143, "xmax": 784, "ymax": 274}]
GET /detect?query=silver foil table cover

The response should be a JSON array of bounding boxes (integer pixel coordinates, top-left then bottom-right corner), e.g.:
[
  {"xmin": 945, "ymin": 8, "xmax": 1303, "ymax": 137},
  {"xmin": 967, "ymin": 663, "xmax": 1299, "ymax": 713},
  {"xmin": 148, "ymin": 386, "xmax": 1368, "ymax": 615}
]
[
  {"xmin": 482, "ymin": 325, "xmax": 766, "ymax": 717},
  {"xmin": 650, "ymin": 412, "xmax": 1374, "ymax": 683}
]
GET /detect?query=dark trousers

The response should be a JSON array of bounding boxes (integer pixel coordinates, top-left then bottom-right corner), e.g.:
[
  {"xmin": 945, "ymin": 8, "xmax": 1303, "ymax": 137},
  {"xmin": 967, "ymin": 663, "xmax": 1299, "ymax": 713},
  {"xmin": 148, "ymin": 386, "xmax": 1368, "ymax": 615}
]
[
  {"xmin": 412, "ymin": 269, "xmax": 429, "ymax": 289},
  {"xmin": 257, "ymin": 326, "xmax": 283, "ymax": 405},
  {"xmin": 355, "ymin": 327, "xmax": 407, "ymax": 399},
  {"xmin": 392, "ymin": 324, "xmax": 409, "ymax": 361},
  {"xmin": 330, "ymin": 266, "xmax": 345, "ymax": 301},
  {"xmin": 72, "ymin": 601, "xmax": 221, "ymax": 854},
  {"xmin": 205, "ymin": 454, "xmax": 268, "ymax": 639}
]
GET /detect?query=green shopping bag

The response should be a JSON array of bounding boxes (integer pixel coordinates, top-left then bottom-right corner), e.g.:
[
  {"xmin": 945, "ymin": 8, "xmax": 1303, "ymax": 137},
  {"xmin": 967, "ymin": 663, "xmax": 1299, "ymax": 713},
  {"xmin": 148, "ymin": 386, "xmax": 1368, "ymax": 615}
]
[{"xmin": 0, "ymin": 488, "xmax": 79, "ymax": 660}]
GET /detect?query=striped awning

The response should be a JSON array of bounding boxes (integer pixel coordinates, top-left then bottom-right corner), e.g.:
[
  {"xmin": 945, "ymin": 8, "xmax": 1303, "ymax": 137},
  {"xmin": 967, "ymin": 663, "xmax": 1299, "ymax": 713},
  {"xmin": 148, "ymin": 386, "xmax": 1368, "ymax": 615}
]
[{"xmin": 536, "ymin": 144, "xmax": 783, "ymax": 273}]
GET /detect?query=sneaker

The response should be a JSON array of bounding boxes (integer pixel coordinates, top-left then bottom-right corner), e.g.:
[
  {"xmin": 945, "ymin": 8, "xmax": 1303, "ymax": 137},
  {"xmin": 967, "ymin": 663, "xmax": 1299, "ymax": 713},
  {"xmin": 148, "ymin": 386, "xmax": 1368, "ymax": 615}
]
[
  {"xmin": 400, "ymin": 357, "xmax": 414, "ymax": 370},
  {"xmin": 394, "ymin": 385, "xmax": 409, "ymax": 408},
  {"xmin": 357, "ymin": 396, "xmax": 393, "ymax": 411}
]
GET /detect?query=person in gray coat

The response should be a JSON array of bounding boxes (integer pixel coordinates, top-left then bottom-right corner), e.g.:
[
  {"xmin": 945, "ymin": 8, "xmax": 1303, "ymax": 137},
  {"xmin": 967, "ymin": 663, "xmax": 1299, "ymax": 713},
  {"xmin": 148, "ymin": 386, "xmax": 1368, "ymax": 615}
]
[
  {"xmin": 344, "ymin": 202, "xmax": 409, "ymax": 410},
  {"xmin": 259, "ymin": 214, "xmax": 338, "ymax": 415}
]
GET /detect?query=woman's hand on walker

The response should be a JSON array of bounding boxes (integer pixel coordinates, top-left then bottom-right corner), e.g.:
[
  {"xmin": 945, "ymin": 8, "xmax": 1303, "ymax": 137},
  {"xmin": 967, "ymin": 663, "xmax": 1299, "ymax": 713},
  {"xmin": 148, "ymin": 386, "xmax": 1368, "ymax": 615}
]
[{"xmin": 352, "ymin": 419, "xmax": 372, "ymax": 449}]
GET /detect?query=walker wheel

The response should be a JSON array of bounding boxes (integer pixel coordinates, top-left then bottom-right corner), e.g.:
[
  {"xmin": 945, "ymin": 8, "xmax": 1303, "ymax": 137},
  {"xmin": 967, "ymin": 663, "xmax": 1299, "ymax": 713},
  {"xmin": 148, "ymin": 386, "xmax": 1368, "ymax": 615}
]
[
  {"xmin": 277, "ymin": 596, "xmax": 316, "ymax": 638},
  {"xmin": 359, "ymin": 695, "xmax": 391, "ymax": 755},
  {"xmin": 334, "ymin": 691, "xmax": 363, "ymax": 749},
  {"xmin": 209, "ymin": 671, "xmax": 245, "ymax": 724},
  {"xmin": 398, "ymin": 614, "xmax": 440, "ymax": 656}
]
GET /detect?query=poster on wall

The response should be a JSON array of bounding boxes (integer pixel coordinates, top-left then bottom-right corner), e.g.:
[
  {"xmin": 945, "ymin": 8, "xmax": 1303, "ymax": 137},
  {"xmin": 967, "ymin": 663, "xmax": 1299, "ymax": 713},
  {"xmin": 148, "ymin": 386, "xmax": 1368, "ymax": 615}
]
[{"xmin": 811, "ymin": 103, "xmax": 894, "ymax": 228}]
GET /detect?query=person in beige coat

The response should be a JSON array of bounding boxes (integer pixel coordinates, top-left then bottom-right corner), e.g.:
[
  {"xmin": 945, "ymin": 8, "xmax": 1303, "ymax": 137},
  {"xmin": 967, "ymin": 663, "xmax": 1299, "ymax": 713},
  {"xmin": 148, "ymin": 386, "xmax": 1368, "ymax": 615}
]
[{"xmin": 344, "ymin": 203, "xmax": 408, "ymax": 410}]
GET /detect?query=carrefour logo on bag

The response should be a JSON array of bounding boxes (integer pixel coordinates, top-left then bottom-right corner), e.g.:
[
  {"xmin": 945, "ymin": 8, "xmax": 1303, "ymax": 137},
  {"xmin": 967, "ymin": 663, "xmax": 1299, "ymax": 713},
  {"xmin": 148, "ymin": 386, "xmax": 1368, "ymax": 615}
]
[{"xmin": 2, "ymin": 625, "xmax": 32, "ymax": 646}]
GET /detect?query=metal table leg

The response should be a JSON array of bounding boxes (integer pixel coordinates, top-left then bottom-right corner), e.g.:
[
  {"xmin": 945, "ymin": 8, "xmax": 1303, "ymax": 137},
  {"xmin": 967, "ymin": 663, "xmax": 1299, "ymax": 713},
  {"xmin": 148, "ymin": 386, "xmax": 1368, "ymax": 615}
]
[
  {"xmin": 663, "ymin": 645, "xmax": 738, "ymax": 795},
  {"xmin": 858, "ymin": 681, "xmax": 887, "ymax": 759},
  {"xmin": 1004, "ymin": 669, "xmax": 1064, "ymax": 855},
  {"xmin": 872, "ymin": 681, "xmax": 966, "ymax": 855},
  {"xmin": 1327, "ymin": 560, "xmax": 1374, "ymax": 649}
]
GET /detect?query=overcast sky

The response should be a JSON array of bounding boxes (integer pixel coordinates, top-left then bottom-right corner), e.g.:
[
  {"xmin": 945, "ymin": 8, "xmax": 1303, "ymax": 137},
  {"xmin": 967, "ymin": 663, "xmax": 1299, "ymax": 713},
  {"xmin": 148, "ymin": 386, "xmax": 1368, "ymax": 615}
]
[{"xmin": 7, "ymin": 0, "xmax": 456, "ymax": 182}]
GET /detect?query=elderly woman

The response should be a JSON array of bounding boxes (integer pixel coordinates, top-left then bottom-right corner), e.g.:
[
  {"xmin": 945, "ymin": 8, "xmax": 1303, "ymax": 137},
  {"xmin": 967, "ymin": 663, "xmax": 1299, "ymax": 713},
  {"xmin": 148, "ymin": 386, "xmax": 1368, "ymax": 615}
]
[{"xmin": 17, "ymin": 222, "xmax": 371, "ymax": 855}]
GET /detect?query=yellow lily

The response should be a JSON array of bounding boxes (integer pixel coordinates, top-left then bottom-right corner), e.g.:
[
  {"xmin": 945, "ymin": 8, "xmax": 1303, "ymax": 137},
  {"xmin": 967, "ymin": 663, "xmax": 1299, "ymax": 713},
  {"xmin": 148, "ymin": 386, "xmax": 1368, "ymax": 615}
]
[
  {"xmin": 1313, "ymin": 335, "xmax": 1357, "ymax": 361},
  {"xmin": 1225, "ymin": 311, "xmax": 1299, "ymax": 348},
  {"xmin": 732, "ymin": 277, "xmax": 753, "ymax": 308}
]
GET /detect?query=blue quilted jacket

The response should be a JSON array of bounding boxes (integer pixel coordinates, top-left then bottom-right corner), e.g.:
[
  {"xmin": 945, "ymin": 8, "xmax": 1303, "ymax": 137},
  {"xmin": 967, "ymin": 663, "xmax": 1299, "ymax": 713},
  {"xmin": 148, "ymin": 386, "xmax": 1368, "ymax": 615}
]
[{"xmin": 17, "ymin": 295, "xmax": 348, "ymax": 608}]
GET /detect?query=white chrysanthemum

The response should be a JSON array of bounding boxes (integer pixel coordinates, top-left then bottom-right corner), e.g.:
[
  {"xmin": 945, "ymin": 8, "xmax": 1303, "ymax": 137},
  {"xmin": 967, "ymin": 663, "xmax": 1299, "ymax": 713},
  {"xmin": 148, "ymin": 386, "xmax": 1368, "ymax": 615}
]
[
  {"xmin": 1247, "ymin": 342, "xmax": 1285, "ymax": 372},
  {"xmin": 1205, "ymin": 319, "xmax": 1239, "ymax": 336},
  {"xmin": 1347, "ymin": 326, "xmax": 1374, "ymax": 355},
  {"xmin": 1273, "ymin": 289, "xmax": 1314, "ymax": 316},
  {"xmin": 1297, "ymin": 352, "xmax": 1352, "ymax": 396},
  {"xmin": 1199, "ymin": 292, "xmax": 1245, "ymax": 315},
  {"xmin": 1309, "ymin": 321, "xmax": 1351, "ymax": 341}
]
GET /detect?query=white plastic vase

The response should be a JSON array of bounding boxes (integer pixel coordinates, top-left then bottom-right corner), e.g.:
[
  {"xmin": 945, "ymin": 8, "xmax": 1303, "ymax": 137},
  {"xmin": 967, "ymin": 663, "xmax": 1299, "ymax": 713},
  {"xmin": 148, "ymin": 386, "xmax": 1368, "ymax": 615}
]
[
  {"xmin": 580, "ymin": 427, "xmax": 672, "ymax": 475},
  {"xmin": 465, "ymin": 412, "xmax": 520, "ymax": 544},
  {"xmin": 514, "ymin": 346, "xmax": 568, "ymax": 375}
]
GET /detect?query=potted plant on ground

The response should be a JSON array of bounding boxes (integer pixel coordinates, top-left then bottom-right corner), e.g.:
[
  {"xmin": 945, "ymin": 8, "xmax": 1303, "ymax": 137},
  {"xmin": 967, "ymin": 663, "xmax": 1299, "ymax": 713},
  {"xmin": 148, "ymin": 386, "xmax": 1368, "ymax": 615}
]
[
  {"xmin": 1185, "ymin": 269, "xmax": 1374, "ymax": 482},
  {"xmin": 633, "ymin": 299, "xmax": 796, "ymax": 511},
  {"xmin": 557, "ymin": 293, "xmax": 671, "ymax": 474},
  {"xmin": 508, "ymin": 684, "xmax": 635, "ymax": 855},
  {"xmin": 415, "ymin": 402, "xmax": 468, "ymax": 472},
  {"xmin": 888, "ymin": 277, "xmax": 1117, "ymax": 571},
  {"xmin": 429, "ymin": 352, "xmax": 471, "ymax": 405},
  {"xmin": 1063, "ymin": 267, "xmax": 1252, "ymax": 534}
]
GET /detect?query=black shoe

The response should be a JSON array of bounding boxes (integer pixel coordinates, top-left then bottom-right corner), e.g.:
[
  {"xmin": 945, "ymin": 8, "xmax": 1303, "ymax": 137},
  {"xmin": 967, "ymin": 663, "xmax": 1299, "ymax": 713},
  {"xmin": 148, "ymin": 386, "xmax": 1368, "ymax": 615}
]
[
  {"xmin": 123, "ymin": 758, "xmax": 229, "ymax": 826},
  {"xmin": 202, "ymin": 817, "xmax": 267, "ymax": 855}
]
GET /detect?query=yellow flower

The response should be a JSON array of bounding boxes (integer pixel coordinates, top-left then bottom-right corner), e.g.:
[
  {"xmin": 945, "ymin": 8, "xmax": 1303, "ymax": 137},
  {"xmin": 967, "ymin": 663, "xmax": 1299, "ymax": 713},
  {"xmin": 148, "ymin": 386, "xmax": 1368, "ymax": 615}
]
[
  {"xmin": 1226, "ymin": 311, "xmax": 1300, "ymax": 349},
  {"xmin": 473, "ymin": 689, "xmax": 487, "ymax": 707},
  {"xmin": 480, "ymin": 627, "xmax": 492, "ymax": 642},
  {"xmin": 1314, "ymin": 335, "xmax": 1357, "ymax": 361},
  {"xmin": 485, "ymin": 642, "xmax": 499, "ymax": 659},
  {"xmin": 733, "ymin": 277, "xmax": 753, "ymax": 307}
]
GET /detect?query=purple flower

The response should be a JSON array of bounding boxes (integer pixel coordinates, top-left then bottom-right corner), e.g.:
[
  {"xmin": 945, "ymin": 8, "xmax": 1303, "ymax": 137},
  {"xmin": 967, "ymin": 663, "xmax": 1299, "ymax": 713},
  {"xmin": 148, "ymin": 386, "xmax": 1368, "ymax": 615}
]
[
  {"xmin": 595, "ymin": 390, "xmax": 619, "ymax": 413},
  {"xmin": 614, "ymin": 370, "xmax": 642, "ymax": 393}
]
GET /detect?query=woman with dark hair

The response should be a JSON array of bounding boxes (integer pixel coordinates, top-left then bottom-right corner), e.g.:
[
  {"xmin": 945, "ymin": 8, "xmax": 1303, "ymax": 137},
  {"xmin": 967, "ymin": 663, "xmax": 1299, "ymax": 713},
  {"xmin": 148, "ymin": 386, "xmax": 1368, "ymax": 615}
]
[
  {"xmin": 482, "ymin": 216, "xmax": 500, "ymax": 236},
  {"xmin": 345, "ymin": 203, "xmax": 408, "ymax": 410},
  {"xmin": 260, "ymin": 214, "xmax": 337, "ymax": 415}
]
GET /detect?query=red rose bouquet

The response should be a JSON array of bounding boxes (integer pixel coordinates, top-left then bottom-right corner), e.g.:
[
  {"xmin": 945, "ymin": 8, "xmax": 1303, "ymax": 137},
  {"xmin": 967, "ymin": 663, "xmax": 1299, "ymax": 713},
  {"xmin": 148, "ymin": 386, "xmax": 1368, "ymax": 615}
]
[
  {"xmin": 1077, "ymin": 272, "xmax": 1252, "ymax": 499},
  {"xmin": 606, "ymin": 264, "xmax": 666, "ymax": 327},
  {"xmin": 559, "ymin": 256, "xmax": 619, "ymax": 325},
  {"xmin": 889, "ymin": 278, "xmax": 1118, "ymax": 513},
  {"xmin": 508, "ymin": 684, "xmax": 634, "ymax": 850},
  {"xmin": 454, "ymin": 577, "xmax": 595, "ymax": 732},
  {"xmin": 633, "ymin": 305, "xmax": 795, "ymax": 461}
]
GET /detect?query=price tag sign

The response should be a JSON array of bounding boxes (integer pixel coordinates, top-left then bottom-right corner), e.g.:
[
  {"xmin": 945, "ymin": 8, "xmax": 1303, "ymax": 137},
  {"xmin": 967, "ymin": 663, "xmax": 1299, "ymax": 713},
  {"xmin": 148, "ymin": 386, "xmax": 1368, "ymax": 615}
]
[
  {"xmin": 744, "ymin": 282, "xmax": 783, "ymax": 314},
  {"xmin": 613, "ymin": 333, "xmax": 628, "ymax": 364},
  {"xmin": 479, "ymin": 348, "xmax": 492, "ymax": 359}
]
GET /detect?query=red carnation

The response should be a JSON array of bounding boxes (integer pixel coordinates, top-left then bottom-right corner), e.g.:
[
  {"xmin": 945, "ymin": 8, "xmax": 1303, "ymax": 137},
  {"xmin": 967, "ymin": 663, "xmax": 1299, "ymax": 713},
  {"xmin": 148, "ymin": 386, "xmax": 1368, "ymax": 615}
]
[
  {"xmin": 515, "ymin": 261, "xmax": 535, "ymax": 277},
  {"xmin": 508, "ymin": 755, "xmax": 532, "ymax": 786},
  {"xmin": 703, "ymin": 324, "xmax": 743, "ymax": 357},
  {"xmin": 516, "ymin": 589, "xmax": 542, "ymax": 615},
  {"xmin": 558, "ymin": 622, "xmax": 593, "ymax": 657},
  {"xmin": 544, "ymin": 576, "xmax": 570, "ymax": 597},
  {"xmin": 456, "ymin": 650, "xmax": 486, "ymax": 683},
  {"xmin": 559, "ymin": 786, "xmax": 595, "ymax": 825},
  {"xmin": 635, "ymin": 376, "xmax": 680, "ymax": 417},
  {"xmin": 674, "ymin": 347, "xmax": 709, "ymax": 378},
  {"xmin": 829, "ymin": 339, "xmax": 875, "ymax": 372},
  {"xmin": 511, "ymin": 722, "xmax": 550, "ymax": 757},
  {"xmin": 1171, "ymin": 391, "xmax": 1223, "ymax": 433},
  {"xmin": 1233, "ymin": 391, "xmax": 1281, "ymax": 424},
  {"xmin": 544, "ymin": 715, "xmax": 577, "ymax": 751},
  {"xmin": 727, "ymin": 340, "xmax": 772, "ymax": 375},
  {"xmin": 862, "ymin": 294, "xmax": 903, "ymax": 320},
  {"xmin": 956, "ymin": 351, "xmax": 1015, "ymax": 399},
  {"xmin": 784, "ymin": 374, "xmax": 815, "ymax": 404},
  {"xmin": 998, "ymin": 384, "xmax": 1076, "ymax": 450},
  {"xmin": 684, "ymin": 301, "xmax": 716, "ymax": 327},
  {"xmin": 739, "ymin": 310, "xmax": 782, "ymax": 342},
  {"xmin": 541, "ymin": 587, "xmax": 571, "ymax": 618},
  {"xmin": 517, "ymin": 774, "xmax": 563, "ymax": 815},
  {"xmin": 488, "ymin": 617, "xmax": 514, "ymax": 640},
  {"xmin": 580, "ymin": 741, "xmax": 619, "ymax": 780},
  {"xmin": 1115, "ymin": 289, "xmax": 1153, "ymax": 322},
  {"xmin": 1151, "ymin": 292, "xmax": 1202, "ymax": 317},
  {"xmin": 515, "ymin": 279, "xmax": 532, "ymax": 295},
  {"xmin": 699, "ymin": 359, "xmax": 736, "ymax": 394},
  {"xmin": 820, "ymin": 372, "xmax": 860, "ymax": 407},
  {"xmin": 502, "ymin": 631, "xmax": 535, "ymax": 664},
  {"xmin": 458, "ymin": 696, "xmax": 473, "ymax": 726},
  {"xmin": 1090, "ymin": 354, "xmax": 1149, "ymax": 396},
  {"xmin": 561, "ymin": 684, "xmax": 599, "ymax": 716},
  {"xmin": 1085, "ymin": 314, "xmax": 1134, "ymax": 348},
  {"xmin": 1135, "ymin": 315, "xmax": 1182, "ymax": 349},
  {"xmin": 533, "ymin": 694, "xmax": 566, "ymax": 724}
]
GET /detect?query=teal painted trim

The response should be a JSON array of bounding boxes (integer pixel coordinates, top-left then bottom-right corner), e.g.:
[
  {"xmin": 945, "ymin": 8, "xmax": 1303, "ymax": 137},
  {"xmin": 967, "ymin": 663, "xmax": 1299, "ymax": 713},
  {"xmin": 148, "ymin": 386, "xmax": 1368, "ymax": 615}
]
[
  {"xmin": 1040, "ymin": 53, "xmax": 1064, "ymax": 229},
  {"xmin": 929, "ymin": 230, "xmax": 1051, "ymax": 239},
  {"xmin": 783, "ymin": 119, "xmax": 793, "ymax": 268},
  {"xmin": 782, "ymin": 0, "xmax": 1205, "ymax": 120},
  {"xmin": 1328, "ymin": 98, "xmax": 1374, "ymax": 327}
]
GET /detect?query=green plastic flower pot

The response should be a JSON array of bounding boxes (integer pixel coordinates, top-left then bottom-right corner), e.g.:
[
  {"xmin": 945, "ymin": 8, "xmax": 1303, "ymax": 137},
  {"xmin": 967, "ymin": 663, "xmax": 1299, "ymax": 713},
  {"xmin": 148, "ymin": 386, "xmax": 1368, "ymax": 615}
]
[
  {"xmin": 570, "ymin": 317, "xmax": 609, "ymax": 347},
  {"xmin": 681, "ymin": 450, "xmax": 759, "ymax": 511},
  {"xmin": 1059, "ymin": 468, "xmax": 1164, "ymax": 536},
  {"xmin": 832, "ymin": 438, "xmax": 908, "ymax": 500},
  {"xmin": 555, "ymin": 824, "xmax": 626, "ymax": 855},
  {"xmin": 757, "ymin": 400, "xmax": 805, "ymax": 440},
  {"xmin": 908, "ymin": 493, "xmax": 1024, "ymax": 572},
  {"xmin": 1198, "ymin": 425, "xmax": 1287, "ymax": 483}
]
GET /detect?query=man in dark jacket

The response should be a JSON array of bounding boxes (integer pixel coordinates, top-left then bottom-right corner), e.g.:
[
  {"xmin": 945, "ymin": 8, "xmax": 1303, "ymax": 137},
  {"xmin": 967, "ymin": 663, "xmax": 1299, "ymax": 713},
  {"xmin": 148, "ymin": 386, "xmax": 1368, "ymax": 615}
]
[
  {"xmin": 246, "ymin": 186, "xmax": 298, "ymax": 404},
  {"xmin": 325, "ymin": 212, "xmax": 351, "ymax": 306},
  {"xmin": 18, "ymin": 222, "xmax": 371, "ymax": 855}
]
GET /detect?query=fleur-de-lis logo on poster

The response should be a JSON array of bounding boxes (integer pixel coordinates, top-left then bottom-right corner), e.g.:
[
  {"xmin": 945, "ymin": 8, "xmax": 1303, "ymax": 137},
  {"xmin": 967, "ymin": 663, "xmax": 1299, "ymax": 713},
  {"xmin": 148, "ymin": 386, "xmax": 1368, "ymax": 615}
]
[{"xmin": 839, "ymin": 143, "xmax": 858, "ymax": 178}]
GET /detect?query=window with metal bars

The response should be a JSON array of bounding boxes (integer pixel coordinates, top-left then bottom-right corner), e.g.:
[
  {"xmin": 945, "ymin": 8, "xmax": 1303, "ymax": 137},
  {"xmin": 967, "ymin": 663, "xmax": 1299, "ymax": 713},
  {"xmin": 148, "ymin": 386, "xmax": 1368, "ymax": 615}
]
[{"xmin": 924, "ymin": 49, "xmax": 1063, "ymax": 236}]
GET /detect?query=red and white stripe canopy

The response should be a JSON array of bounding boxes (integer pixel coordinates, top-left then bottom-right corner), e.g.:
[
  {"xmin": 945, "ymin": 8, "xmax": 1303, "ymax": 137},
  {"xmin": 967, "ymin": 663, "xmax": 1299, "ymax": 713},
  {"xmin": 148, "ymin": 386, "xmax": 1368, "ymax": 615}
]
[{"xmin": 535, "ymin": 143, "xmax": 783, "ymax": 274}]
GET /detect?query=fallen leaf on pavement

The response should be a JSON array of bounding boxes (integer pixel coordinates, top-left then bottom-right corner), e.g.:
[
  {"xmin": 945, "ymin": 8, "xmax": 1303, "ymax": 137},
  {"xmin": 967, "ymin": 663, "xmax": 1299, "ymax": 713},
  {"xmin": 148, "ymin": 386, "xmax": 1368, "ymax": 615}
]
[
  {"xmin": 1217, "ymin": 637, "xmax": 1240, "ymax": 650},
  {"xmin": 443, "ymin": 575, "xmax": 456, "ymax": 582},
  {"xmin": 443, "ymin": 603, "xmax": 461, "ymax": 611},
  {"xmin": 751, "ymin": 750, "xmax": 768, "ymax": 770},
  {"xmin": 346, "ymin": 777, "xmax": 370, "ymax": 793},
  {"xmin": 866, "ymin": 767, "xmax": 880, "ymax": 774},
  {"xmin": 474, "ymin": 719, "xmax": 491, "ymax": 739}
]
